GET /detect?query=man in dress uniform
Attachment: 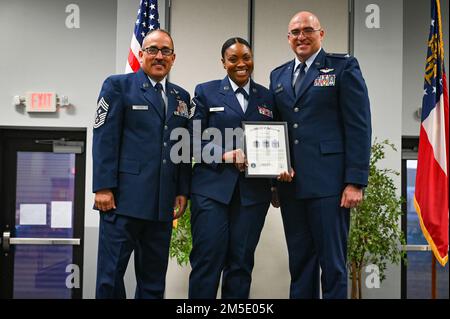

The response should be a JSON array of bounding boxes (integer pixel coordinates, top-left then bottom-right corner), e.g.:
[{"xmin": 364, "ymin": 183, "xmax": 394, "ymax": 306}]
[
  {"xmin": 270, "ymin": 11, "xmax": 372, "ymax": 299},
  {"xmin": 92, "ymin": 29, "xmax": 191, "ymax": 298}
]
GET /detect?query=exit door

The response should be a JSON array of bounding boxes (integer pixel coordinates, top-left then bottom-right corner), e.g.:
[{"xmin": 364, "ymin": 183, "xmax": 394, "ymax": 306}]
[{"xmin": 0, "ymin": 128, "xmax": 86, "ymax": 299}]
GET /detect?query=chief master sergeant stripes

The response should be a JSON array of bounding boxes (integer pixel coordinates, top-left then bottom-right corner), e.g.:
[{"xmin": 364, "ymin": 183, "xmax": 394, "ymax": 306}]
[{"xmin": 93, "ymin": 97, "xmax": 109, "ymax": 129}]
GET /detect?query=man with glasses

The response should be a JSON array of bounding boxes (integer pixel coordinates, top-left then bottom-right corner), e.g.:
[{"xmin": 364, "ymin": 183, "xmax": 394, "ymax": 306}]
[
  {"xmin": 270, "ymin": 11, "xmax": 372, "ymax": 299},
  {"xmin": 93, "ymin": 29, "xmax": 191, "ymax": 298}
]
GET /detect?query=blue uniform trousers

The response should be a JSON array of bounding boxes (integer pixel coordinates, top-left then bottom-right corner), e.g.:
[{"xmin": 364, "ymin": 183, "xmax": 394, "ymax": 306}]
[
  {"xmin": 279, "ymin": 191, "xmax": 350, "ymax": 299},
  {"xmin": 189, "ymin": 187, "xmax": 269, "ymax": 299},
  {"xmin": 95, "ymin": 213, "xmax": 172, "ymax": 299}
]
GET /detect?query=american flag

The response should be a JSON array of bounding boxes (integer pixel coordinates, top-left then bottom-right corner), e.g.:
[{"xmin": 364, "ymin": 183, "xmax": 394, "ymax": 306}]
[
  {"xmin": 414, "ymin": 0, "xmax": 449, "ymax": 266},
  {"xmin": 125, "ymin": 0, "xmax": 160, "ymax": 73}
]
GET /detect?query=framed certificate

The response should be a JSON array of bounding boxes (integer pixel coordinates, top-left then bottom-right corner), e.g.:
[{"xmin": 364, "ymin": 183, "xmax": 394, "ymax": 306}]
[{"xmin": 242, "ymin": 121, "xmax": 291, "ymax": 178}]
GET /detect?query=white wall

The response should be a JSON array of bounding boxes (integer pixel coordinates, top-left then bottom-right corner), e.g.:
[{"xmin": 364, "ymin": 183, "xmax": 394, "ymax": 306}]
[{"xmin": 353, "ymin": 0, "xmax": 404, "ymax": 298}]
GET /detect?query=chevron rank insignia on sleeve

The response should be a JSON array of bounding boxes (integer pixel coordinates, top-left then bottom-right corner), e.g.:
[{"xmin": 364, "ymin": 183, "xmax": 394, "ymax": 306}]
[
  {"xmin": 189, "ymin": 99, "xmax": 196, "ymax": 119},
  {"xmin": 93, "ymin": 97, "xmax": 109, "ymax": 129}
]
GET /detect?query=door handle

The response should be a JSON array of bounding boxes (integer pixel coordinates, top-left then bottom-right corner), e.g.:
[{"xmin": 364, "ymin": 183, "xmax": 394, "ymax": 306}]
[
  {"xmin": 402, "ymin": 244, "xmax": 431, "ymax": 251},
  {"xmin": 2, "ymin": 231, "xmax": 80, "ymax": 253},
  {"xmin": 9, "ymin": 238, "xmax": 80, "ymax": 245},
  {"xmin": 2, "ymin": 231, "xmax": 10, "ymax": 252}
]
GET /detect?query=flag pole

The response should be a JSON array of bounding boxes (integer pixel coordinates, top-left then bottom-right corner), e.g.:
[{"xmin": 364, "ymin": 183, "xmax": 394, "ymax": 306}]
[{"xmin": 431, "ymin": 253, "xmax": 437, "ymax": 299}]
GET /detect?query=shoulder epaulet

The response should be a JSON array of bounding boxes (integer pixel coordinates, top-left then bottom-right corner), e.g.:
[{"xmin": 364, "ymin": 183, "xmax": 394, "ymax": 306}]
[
  {"xmin": 326, "ymin": 53, "xmax": 351, "ymax": 59},
  {"xmin": 272, "ymin": 60, "xmax": 293, "ymax": 72}
]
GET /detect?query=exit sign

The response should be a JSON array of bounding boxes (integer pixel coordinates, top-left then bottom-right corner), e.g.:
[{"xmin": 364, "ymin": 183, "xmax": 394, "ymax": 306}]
[{"xmin": 26, "ymin": 92, "xmax": 57, "ymax": 112}]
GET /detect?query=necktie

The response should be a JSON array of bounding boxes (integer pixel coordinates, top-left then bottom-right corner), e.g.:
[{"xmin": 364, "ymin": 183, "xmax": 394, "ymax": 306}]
[
  {"xmin": 154, "ymin": 82, "xmax": 166, "ymax": 119},
  {"xmin": 235, "ymin": 87, "xmax": 249, "ymax": 113},
  {"xmin": 235, "ymin": 87, "xmax": 249, "ymax": 100},
  {"xmin": 294, "ymin": 63, "xmax": 307, "ymax": 97}
]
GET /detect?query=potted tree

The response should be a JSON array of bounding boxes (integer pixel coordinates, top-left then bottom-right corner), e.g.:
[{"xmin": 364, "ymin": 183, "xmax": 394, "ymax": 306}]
[
  {"xmin": 170, "ymin": 203, "xmax": 192, "ymax": 266},
  {"xmin": 347, "ymin": 139, "xmax": 406, "ymax": 299}
]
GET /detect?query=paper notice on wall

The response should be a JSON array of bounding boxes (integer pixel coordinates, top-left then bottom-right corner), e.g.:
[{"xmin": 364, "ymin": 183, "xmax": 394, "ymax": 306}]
[
  {"xmin": 19, "ymin": 204, "xmax": 47, "ymax": 225},
  {"xmin": 51, "ymin": 201, "xmax": 72, "ymax": 228}
]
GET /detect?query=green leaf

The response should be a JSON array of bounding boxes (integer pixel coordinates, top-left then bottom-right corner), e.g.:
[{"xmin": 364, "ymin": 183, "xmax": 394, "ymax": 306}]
[
  {"xmin": 347, "ymin": 139, "xmax": 406, "ymax": 297},
  {"xmin": 169, "ymin": 202, "xmax": 193, "ymax": 266}
]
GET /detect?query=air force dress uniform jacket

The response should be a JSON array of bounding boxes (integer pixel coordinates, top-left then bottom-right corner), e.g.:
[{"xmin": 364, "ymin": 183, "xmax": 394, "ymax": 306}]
[
  {"xmin": 189, "ymin": 77, "xmax": 275, "ymax": 206},
  {"xmin": 270, "ymin": 49, "xmax": 372, "ymax": 197},
  {"xmin": 93, "ymin": 68, "xmax": 191, "ymax": 222}
]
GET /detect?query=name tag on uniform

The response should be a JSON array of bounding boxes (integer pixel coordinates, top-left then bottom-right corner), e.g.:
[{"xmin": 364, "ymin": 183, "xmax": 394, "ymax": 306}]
[
  {"xmin": 132, "ymin": 105, "xmax": 149, "ymax": 110},
  {"xmin": 209, "ymin": 107, "xmax": 224, "ymax": 112}
]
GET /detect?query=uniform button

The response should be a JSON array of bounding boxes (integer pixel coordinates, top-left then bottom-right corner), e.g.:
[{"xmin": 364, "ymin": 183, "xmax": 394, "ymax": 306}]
[
  {"xmin": 294, "ymin": 107, "xmax": 299, "ymax": 112},
  {"xmin": 294, "ymin": 139, "xmax": 299, "ymax": 145},
  {"xmin": 164, "ymin": 125, "xmax": 168, "ymax": 130},
  {"xmin": 163, "ymin": 159, "xmax": 167, "ymax": 164},
  {"xmin": 163, "ymin": 142, "xmax": 167, "ymax": 147},
  {"xmin": 293, "ymin": 123, "xmax": 298, "ymax": 128}
]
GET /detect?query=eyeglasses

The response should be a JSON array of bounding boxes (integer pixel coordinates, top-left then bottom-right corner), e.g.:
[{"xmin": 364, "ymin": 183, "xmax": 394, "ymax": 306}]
[
  {"xmin": 288, "ymin": 28, "xmax": 322, "ymax": 38},
  {"xmin": 142, "ymin": 46, "xmax": 174, "ymax": 56}
]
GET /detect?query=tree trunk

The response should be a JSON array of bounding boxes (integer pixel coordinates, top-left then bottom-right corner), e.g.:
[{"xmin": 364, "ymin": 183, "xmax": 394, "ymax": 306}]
[
  {"xmin": 358, "ymin": 266, "xmax": 362, "ymax": 299},
  {"xmin": 351, "ymin": 261, "xmax": 358, "ymax": 299}
]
